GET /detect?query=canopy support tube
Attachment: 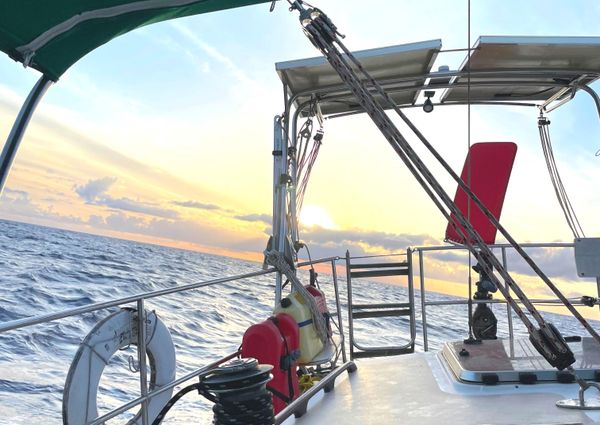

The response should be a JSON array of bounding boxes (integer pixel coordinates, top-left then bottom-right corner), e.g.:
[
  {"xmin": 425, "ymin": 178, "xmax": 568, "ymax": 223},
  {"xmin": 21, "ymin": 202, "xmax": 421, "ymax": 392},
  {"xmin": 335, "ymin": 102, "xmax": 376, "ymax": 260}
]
[
  {"xmin": 578, "ymin": 85, "xmax": 600, "ymax": 120},
  {"xmin": 0, "ymin": 74, "xmax": 53, "ymax": 194}
]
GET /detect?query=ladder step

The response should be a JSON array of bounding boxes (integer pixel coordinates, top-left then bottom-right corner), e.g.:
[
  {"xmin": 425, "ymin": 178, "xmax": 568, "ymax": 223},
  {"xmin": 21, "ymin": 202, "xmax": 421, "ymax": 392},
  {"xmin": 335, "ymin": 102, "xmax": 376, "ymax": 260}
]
[
  {"xmin": 349, "ymin": 261, "xmax": 408, "ymax": 269},
  {"xmin": 352, "ymin": 346, "xmax": 414, "ymax": 359},
  {"xmin": 350, "ymin": 269, "xmax": 408, "ymax": 278},
  {"xmin": 352, "ymin": 302, "xmax": 411, "ymax": 309},
  {"xmin": 352, "ymin": 309, "xmax": 411, "ymax": 319}
]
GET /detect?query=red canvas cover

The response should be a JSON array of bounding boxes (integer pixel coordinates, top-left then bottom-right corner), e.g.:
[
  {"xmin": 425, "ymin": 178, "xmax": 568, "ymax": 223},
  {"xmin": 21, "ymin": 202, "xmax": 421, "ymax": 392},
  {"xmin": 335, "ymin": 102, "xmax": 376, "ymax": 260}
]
[{"xmin": 445, "ymin": 142, "xmax": 517, "ymax": 245}]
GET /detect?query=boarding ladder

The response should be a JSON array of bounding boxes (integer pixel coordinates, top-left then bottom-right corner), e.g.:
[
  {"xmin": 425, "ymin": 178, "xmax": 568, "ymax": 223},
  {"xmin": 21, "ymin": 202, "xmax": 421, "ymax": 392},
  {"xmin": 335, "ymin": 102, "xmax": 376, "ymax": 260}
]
[{"xmin": 345, "ymin": 250, "xmax": 416, "ymax": 359}]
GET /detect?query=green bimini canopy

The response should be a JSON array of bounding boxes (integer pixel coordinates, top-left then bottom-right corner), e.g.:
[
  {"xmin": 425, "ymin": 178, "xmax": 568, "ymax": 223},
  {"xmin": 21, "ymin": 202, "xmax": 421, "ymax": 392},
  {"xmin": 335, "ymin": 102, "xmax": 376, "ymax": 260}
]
[{"xmin": 0, "ymin": 0, "xmax": 270, "ymax": 81}]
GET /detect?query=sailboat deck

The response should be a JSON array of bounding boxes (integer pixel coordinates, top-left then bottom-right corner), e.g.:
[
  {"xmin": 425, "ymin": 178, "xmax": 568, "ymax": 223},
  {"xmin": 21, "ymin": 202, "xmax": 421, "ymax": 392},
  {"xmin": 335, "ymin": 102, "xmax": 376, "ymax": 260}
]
[{"xmin": 284, "ymin": 351, "xmax": 600, "ymax": 424}]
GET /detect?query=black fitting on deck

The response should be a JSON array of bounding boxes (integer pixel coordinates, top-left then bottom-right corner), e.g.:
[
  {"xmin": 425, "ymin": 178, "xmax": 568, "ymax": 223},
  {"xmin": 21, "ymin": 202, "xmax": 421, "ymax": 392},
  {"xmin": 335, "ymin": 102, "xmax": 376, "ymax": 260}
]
[{"xmin": 528, "ymin": 323, "xmax": 575, "ymax": 370}]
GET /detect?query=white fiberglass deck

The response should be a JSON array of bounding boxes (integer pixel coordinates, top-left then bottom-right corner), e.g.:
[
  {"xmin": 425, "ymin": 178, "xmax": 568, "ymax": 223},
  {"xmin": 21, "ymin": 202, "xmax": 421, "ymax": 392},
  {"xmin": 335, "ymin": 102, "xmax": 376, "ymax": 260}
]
[{"xmin": 284, "ymin": 352, "xmax": 600, "ymax": 425}]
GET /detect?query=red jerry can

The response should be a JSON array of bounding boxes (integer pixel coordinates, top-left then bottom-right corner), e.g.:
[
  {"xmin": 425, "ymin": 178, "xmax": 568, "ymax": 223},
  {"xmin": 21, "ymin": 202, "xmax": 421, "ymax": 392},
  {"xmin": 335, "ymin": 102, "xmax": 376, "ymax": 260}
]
[
  {"xmin": 241, "ymin": 313, "xmax": 300, "ymax": 414},
  {"xmin": 305, "ymin": 285, "xmax": 332, "ymax": 338}
]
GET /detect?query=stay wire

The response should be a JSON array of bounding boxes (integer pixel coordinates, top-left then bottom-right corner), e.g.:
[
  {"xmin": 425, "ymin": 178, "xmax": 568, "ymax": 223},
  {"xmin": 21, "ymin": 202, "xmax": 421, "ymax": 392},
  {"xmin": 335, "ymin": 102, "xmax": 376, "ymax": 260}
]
[
  {"xmin": 466, "ymin": 0, "xmax": 474, "ymax": 340},
  {"xmin": 295, "ymin": 6, "xmax": 600, "ymax": 348},
  {"xmin": 538, "ymin": 116, "xmax": 585, "ymax": 239},
  {"xmin": 301, "ymin": 15, "xmax": 538, "ymax": 334},
  {"xmin": 295, "ymin": 100, "xmax": 324, "ymax": 223},
  {"xmin": 316, "ymin": 14, "xmax": 600, "ymax": 345}
]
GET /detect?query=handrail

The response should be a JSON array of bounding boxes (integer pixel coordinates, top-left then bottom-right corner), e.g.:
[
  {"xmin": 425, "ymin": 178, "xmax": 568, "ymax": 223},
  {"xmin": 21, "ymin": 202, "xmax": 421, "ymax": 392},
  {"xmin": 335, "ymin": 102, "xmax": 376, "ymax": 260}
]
[
  {"xmin": 412, "ymin": 241, "xmax": 590, "ymax": 351},
  {"xmin": 2, "ymin": 241, "xmax": 590, "ymax": 422},
  {"xmin": 297, "ymin": 255, "xmax": 340, "ymax": 266},
  {"xmin": 416, "ymin": 242, "xmax": 575, "ymax": 251},
  {"xmin": 88, "ymin": 351, "xmax": 240, "ymax": 425},
  {"xmin": 424, "ymin": 298, "xmax": 585, "ymax": 307},
  {"xmin": 0, "ymin": 267, "xmax": 277, "ymax": 334},
  {"xmin": 0, "ymin": 255, "xmax": 341, "ymax": 335},
  {"xmin": 347, "ymin": 252, "xmax": 407, "ymax": 260},
  {"xmin": 0, "ymin": 253, "xmax": 349, "ymax": 424}
]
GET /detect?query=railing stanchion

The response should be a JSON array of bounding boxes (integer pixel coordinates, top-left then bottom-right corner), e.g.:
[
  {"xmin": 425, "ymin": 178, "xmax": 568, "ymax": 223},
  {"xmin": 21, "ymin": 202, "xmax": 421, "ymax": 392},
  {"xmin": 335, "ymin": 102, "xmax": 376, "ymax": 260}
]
[
  {"xmin": 501, "ymin": 247, "xmax": 515, "ymax": 357},
  {"xmin": 596, "ymin": 277, "xmax": 600, "ymax": 316},
  {"xmin": 419, "ymin": 249, "xmax": 428, "ymax": 352},
  {"xmin": 331, "ymin": 259, "xmax": 347, "ymax": 362},
  {"xmin": 137, "ymin": 299, "xmax": 149, "ymax": 425},
  {"xmin": 345, "ymin": 251, "xmax": 355, "ymax": 359},
  {"xmin": 407, "ymin": 248, "xmax": 416, "ymax": 346}
]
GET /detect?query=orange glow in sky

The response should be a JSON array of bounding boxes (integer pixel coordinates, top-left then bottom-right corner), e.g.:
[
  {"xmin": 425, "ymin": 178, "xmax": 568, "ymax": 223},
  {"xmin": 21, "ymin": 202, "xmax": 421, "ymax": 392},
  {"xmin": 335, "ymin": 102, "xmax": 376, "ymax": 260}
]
[{"xmin": 0, "ymin": 0, "xmax": 599, "ymax": 310}]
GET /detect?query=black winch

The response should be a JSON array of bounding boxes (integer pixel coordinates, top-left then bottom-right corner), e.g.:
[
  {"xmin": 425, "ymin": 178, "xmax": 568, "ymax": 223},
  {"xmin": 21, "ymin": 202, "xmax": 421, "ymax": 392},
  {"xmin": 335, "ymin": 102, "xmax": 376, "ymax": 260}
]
[
  {"xmin": 202, "ymin": 358, "xmax": 274, "ymax": 425},
  {"xmin": 152, "ymin": 357, "xmax": 274, "ymax": 425}
]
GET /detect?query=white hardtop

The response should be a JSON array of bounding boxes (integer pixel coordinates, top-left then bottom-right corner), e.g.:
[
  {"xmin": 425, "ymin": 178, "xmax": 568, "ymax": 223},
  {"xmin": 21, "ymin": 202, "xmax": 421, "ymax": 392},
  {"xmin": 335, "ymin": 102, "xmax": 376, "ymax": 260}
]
[{"xmin": 276, "ymin": 35, "xmax": 600, "ymax": 116}]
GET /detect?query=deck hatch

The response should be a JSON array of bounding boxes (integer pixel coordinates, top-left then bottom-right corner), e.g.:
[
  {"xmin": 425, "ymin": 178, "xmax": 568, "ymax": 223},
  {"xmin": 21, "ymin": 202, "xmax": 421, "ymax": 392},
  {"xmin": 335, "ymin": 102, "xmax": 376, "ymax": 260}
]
[{"xmin": 441, "ymin": 337, "xmax": 600, "ymax": 384}]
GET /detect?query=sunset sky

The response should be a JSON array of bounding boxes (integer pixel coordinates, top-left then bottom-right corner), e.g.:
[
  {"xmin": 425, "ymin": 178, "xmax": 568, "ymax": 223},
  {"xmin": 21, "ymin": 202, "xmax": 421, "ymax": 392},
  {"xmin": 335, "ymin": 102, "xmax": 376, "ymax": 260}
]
[{"xmin": 1, "ymin": 0, "xmax": 599, "ymax": 309}]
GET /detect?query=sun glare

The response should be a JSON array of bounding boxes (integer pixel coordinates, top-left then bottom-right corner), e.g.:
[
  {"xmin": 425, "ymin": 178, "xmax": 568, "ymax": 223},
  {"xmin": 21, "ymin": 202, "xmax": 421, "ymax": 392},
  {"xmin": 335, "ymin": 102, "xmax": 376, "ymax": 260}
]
[{"xmin": 299, "ymin": 205, "xmax": 337, "ymax": 229}]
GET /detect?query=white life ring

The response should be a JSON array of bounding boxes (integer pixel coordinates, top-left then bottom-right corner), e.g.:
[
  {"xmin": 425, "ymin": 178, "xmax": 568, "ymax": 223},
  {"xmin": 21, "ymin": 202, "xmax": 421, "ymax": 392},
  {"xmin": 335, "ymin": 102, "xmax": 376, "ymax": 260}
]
[{"xmin": 62, "ymin": 308, "xmax": 176, "ymax": 425}]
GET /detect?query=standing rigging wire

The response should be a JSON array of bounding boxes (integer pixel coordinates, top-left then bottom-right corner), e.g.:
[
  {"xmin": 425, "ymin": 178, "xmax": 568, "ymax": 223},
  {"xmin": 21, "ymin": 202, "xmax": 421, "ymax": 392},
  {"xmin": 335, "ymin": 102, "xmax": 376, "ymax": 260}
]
[
  {"xmin": 301, "ymin": 8, "xmax": 600, "ymax": 350},
  {"xmin": 296, "ymin": 130, "xmax": 323, "ymax": 214},
  {"xmin": 286, "ymin": 0, "xmax": 600, "ymax": 371},
  {"xmin": 538, "ymin": 115, "xmax": 585, "ymax": 239},
  {"xmin": 465, "ymin": 0, "xmax": 475, "ymax": 342},
  {"xmin": 293, "ymin": 99, "xmax": 325, "ymax": 229}
]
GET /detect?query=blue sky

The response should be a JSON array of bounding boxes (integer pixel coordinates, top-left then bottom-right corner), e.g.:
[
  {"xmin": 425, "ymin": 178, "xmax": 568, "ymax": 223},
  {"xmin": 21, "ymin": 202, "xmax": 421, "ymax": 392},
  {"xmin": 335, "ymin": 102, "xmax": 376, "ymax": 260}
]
[{"xmin": 0, "ymin": 1, "xmax": 599, "ymax": 298}]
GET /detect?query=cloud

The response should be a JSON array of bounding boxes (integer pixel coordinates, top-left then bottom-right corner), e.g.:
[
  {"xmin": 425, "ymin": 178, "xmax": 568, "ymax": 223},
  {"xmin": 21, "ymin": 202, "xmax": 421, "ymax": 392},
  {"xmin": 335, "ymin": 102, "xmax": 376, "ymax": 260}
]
[
  {"xmin": 0, "ymin": 187, "xmax": 85, "ymax": 226},
  {"xmin": 0, "ymin": 187, "xmax": 32, "ymax": 205},
  {"xmin": 11, "ymin": 105, "xmax": 227, "ymax": 207},
  {"xmin": 505, "ymin": 247, "xmax": 580, "ymax": 281},
  {"xmin": 173, "ymin": 200, "xmax": 222, "ymax": 211},
  {"xmin": 74, "ymin": 177, "xmax": 116, "ymax": 202},
  {"xmin": 235, "ymin": 213, "xmax": 271, "ymax": 224},
  {"xmin": 135, "ymin": 30, "xmax": 211, "ymax": 76},
  {"xmin": 100, "ymin": 197, "xmax": 179, "ymax": 219},
  {"xmin": 89, "ymin": 212, "xmax": 147, "ymax": 233},
  {"xmin": 298, "ymin": 226, "xmax": 437, "ymax": 259},
  {"xmin": 170, "ymin": 21, "xmax": 254, "ymax": 85},
  {"xmin": 428, "ymin": 250, "xmax": 469, "ymax": 264},
  {"xmin": 74, "ymin": 177, "xmax": 178, "ymax": 219},
  {"xmin": 2, "ymin": 188, "xmax": 29, "ymax": 198},
  {"xmin": 89, "ymin": 213, "xmax": 264, "ymax": 253},
  {"xmin": 421, "ymin": 244, "xmax": 582, "ymax": 282}
]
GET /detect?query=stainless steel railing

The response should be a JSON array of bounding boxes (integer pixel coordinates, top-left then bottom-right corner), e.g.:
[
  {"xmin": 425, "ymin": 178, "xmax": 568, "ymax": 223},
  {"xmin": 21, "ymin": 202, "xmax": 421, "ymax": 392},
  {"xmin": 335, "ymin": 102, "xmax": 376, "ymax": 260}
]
[
  {"xmin": 0, "ymin": 255, "xmax": 346, "ymax": 425},
  {"xmin": 2, "ymin": 241, "xmax": 591, "ymax": 423},
  {"xmin": 411, "ymin": 242, "xmax": 596, "ymax": 351}
]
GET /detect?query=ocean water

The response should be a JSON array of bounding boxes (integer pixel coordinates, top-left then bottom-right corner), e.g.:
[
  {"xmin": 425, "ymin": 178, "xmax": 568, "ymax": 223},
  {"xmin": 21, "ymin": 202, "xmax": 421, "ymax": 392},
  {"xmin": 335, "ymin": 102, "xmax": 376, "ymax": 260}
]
[{"xmin": 0, "ymin": 218, "xmax": 594, "ymax": 424}]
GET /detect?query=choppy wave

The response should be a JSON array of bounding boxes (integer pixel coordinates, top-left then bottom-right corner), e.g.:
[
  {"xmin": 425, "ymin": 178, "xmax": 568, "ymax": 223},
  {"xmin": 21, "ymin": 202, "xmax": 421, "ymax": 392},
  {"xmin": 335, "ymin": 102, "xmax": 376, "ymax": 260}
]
[{"xmin": 0, "ymin": 218, "xmax": 594, "ymax": 424}]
